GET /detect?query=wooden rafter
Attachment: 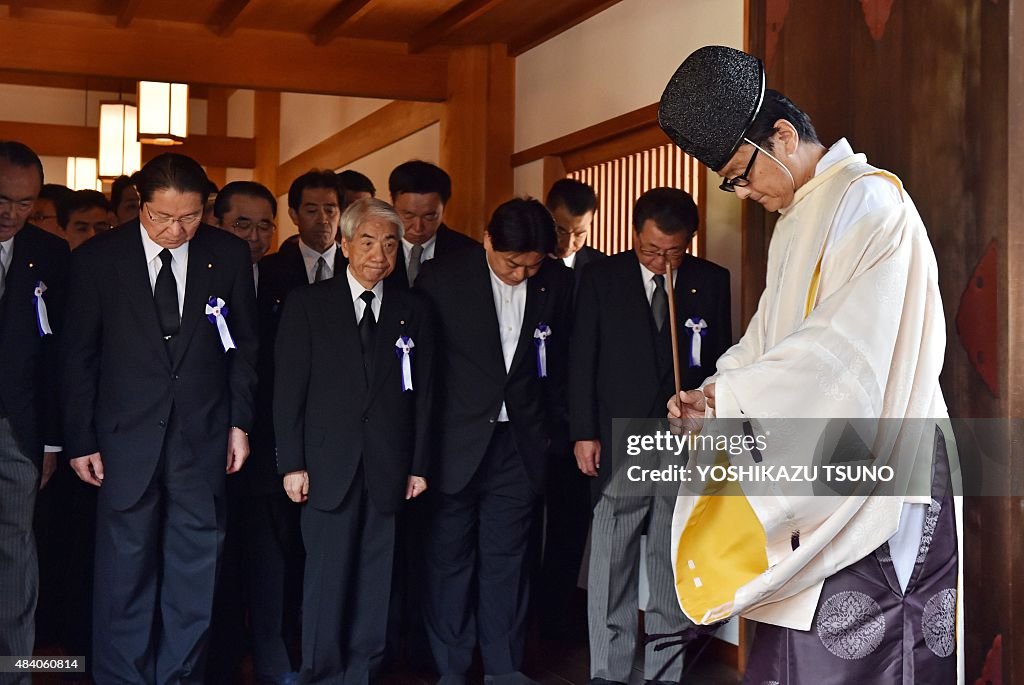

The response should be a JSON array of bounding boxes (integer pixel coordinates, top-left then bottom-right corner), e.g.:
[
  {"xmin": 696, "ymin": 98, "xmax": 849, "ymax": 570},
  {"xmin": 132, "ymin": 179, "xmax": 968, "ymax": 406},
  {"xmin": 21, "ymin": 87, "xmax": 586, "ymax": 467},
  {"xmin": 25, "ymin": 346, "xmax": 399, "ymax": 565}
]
[
  {"xmin": 0, "ymin": 18, "xmax": 448, "ymax": 101},
  {"xmin": 275, "ymin": 100, "xmax": 443, "ymax": 195},
  {"xmin": 408, "ymin": 0, "xmax": 510, "ymax": 53},
  {"xmin": 311, "ymin": 0, "xmax": 375, "ymax": 46},
  {"xmin": 0, "ymin": 121, "xmax": 256, "ymax": 168},
  {"xmin": 115, "ymin": 0, "xmax": 145, "ymax": 28},
  {"xmin": 208, "ymin": 0, "xmax": 251, "ymax": 37}
]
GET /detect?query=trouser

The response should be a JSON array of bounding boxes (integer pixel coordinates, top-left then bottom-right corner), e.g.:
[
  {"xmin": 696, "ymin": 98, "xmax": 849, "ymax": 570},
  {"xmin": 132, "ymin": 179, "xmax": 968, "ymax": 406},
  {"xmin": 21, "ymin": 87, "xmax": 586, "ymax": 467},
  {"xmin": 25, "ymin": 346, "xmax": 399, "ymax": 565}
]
[{"xmin": 588, "ymin": 492, "xmax": 691, "ymax": 683}]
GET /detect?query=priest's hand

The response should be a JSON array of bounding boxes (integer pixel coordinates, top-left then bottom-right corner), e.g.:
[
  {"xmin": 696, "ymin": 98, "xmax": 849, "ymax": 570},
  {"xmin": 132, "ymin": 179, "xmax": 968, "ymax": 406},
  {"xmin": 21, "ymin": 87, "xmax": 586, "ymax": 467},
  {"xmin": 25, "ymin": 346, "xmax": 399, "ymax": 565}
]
[
  {"xmin": 406, "ymin": 475, "xmax": 428, "ymax": 499},
  {"xmin": 284, "ymin": 470, "xmax": 309, "ymax": 503},
  {"xmin": 226, "ymin": 427, "xmax": 250, "ymax": 474},
  {"xmin": 575, "ymin": 439, "xmax": 601, "ymax": 477},
  {"xmin": 668, "ymin": 388, "xmax": 708, "ymax": 435},
  {"xmin": 40, "ymin": 451, "xmax": 57, "ymax": 490}
]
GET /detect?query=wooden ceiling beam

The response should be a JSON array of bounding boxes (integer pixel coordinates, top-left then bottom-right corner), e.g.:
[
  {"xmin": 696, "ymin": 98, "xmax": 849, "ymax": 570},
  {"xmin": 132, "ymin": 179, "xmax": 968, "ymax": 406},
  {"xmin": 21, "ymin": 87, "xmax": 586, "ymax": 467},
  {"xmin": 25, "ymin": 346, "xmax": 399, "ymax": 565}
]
[
  {"xmin": 8, "ymin": 1, "xmax": 24, "ymax": 19},
  {"xmin": 408, "ymin": 0, "xmax": 511, "ymax": 53},
  {"xmin": 0, "ymin": 18, "xmax": 448, "ymax": 101},
  {"xmin": 508, "ymin": 0, "xmax": 624, "ymax": 55},
  {"xmin": 0, "ymin": 121, "xmax": 256, "ymax": 168},
  {"xmin": 275, "ymin": 100, "xmax": 443, "ymax": 195},
  {"xmin": 311, "ymin": 0, "xmax": 374, "ymax": 46},
  {"xmin": 115, "ymin": 0, "xmax": 145, "ymax": 28},
  {"xmin": 208, "ymin": 0, "xmax": 251, "ymax": 37}
]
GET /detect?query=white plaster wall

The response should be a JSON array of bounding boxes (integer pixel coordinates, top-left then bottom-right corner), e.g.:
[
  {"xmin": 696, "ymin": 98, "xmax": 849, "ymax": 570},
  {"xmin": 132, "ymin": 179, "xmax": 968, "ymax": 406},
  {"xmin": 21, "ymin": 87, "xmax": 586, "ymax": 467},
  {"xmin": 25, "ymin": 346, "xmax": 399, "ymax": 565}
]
[
  {"xmin": 278, "ymin": 93, "xmax": 390, "ymax": 163},
  {"xmin": 227, "ymin": 89, "xmax": 255, "ymax": 138}
]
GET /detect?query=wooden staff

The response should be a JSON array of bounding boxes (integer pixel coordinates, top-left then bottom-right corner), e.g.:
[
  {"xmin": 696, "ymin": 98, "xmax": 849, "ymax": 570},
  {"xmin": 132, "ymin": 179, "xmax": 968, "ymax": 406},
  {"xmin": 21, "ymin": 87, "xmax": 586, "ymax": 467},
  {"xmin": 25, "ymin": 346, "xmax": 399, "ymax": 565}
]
[{"xmin": 665, "ymin": 259, "xmax": 682, "ymax": 400}]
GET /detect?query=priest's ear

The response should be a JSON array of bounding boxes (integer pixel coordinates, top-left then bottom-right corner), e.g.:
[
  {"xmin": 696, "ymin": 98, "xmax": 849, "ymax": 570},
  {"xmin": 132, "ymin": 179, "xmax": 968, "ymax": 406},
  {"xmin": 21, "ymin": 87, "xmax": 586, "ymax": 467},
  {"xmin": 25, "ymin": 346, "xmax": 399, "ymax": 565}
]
[{"xmin": 771, "ymin": 119, "xmax": 801, "ymax": 157}]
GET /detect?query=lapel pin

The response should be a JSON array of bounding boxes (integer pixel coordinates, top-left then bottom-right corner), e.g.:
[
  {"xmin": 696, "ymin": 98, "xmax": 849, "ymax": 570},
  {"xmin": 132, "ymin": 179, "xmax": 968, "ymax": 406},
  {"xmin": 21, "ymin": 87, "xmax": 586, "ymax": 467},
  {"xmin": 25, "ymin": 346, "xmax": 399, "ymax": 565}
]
[
  {"xmin": 540, "ymin": 287, "xmax": 546, "ymax": 292},
  {"xmin": 28, "ymin": 262, "xmax": 34, "ymax": 268},
  {"xmin": 691, "ymin": 288, "xmax": 697, "ymax": 294},
  {"xmin": 400, "ymin": 319, "xmax": 406, "ymax": 325},
  {"xmin": 207, "ymin": 263, "xmax": 213, "ymax": 269}
]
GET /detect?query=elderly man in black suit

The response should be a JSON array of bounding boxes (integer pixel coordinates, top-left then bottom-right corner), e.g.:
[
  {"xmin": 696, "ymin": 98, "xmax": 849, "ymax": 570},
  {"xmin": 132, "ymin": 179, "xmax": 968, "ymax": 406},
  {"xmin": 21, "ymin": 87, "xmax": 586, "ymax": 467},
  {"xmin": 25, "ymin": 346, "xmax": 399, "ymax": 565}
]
[
  {"xmin": 386, "ymin": 160, "xmax": 478, "ymax": 289},
  {"xmin": 0, "ymin": 141, "xmax": 68, "ymax": 680},
  {"xmin": 570, "ymin": 187, "xmax": 731, "ymax": 685},
  {"xmin": 417, "ymin": 198, "xmax": 573, "ymax": 685},
  {"xmin": 275, "ymin": 198, "xmax": 434, "ymax": 685},
  {"xmin": 62, "ymin": 153, "xmax": 258, "ymax": 684}
]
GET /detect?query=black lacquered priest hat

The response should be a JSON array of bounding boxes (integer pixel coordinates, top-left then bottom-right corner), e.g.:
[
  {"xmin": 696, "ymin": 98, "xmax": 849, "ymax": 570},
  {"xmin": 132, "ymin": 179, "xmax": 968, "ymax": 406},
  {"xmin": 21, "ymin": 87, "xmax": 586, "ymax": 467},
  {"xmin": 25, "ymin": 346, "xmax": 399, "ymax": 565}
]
[{"xmin": 658, "ymin": 46, "xmax": 765, "ymax": 172}]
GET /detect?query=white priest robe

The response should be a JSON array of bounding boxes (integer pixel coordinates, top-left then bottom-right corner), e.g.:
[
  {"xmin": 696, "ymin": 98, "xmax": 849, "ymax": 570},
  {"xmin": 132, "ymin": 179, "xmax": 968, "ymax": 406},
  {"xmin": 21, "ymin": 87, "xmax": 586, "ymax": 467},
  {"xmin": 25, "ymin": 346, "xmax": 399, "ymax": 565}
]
[{"xmin": 670, "ymin": 139, "xmax": 963, "ymax": 681}]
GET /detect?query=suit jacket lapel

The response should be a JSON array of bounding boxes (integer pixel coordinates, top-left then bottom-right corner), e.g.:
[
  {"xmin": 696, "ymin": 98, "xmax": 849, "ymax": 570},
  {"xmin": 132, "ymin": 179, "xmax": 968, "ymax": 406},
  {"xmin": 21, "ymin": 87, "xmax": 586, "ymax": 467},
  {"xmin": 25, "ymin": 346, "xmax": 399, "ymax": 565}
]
[
  {"xmin": 114, "ymin": 226, "xmax": 171, "ymax": 369},
  {"xmin": 318, "ymin": 277, "xmax": 368, "ymax": 399},
  {"xmin": 464, "ymin": 252, "xmax": 507, "ymax": 381},
  {"xmin": 366, "ymin": 282, "xmax": 407, "ymax": 405},
  {"xmin": 172, "ymin": 230, "xmax": 214, "ymax": 368},
  {"xmin": 508, "ymin": 270, "xmax": 548, "ymax": 378}
]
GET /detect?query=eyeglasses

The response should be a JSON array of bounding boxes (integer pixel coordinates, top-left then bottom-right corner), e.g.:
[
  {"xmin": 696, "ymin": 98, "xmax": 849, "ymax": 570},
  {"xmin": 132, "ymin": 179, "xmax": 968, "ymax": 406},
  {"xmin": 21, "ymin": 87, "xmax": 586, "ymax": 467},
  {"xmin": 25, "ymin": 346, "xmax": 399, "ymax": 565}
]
[
  {"xmin": 637, "ymin": 245, "xmax": 688, "ymax": 259},
  {"xmin": 144, "ymin": 204, "xmax": 202, "ymax": 229},
  {"xmin": 231, "ymin": 218, "xmax": 275, "ymax": 234},
  {"xmin": 556, "ymin": 225, "xmax": 589, "ymax": 238},
  {"xmin": 719, "ymin": 146, "xmax": 760, "ymax": 192}
]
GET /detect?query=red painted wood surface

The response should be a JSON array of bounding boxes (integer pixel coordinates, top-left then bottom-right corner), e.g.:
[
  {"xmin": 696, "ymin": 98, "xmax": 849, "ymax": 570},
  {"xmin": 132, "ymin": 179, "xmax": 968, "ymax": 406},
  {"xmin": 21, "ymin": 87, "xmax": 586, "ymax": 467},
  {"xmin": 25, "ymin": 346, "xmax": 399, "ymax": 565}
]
[{"xmin": 956, "ymin": 240, "xmax": 1000, "ymax": 397}]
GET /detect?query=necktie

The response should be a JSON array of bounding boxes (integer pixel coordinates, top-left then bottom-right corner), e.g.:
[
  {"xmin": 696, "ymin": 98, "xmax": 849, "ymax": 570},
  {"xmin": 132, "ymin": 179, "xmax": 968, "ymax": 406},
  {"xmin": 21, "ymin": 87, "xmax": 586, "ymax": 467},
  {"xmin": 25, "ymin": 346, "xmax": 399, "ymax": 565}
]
[
  {"xmin": 314, "ymin": 256, "xmax": 327, "ymax": 283},
  {"xmin": 154, "ymin": 249, "xmax": 180, "ymax": 338},
  {"xmin": 407, "ymin": 243, "xmax": 424, "ymax": 286},
  {"xmin": 651, "ymin": 274, "xmax": 668, "ymax": 332},
  {"xmin": 358, "ymin": 290, "xmax": 377, "ymax": 372},
  {"xmin": 0, "ymin": 244, "xmax": 7, "ymax": 301}
]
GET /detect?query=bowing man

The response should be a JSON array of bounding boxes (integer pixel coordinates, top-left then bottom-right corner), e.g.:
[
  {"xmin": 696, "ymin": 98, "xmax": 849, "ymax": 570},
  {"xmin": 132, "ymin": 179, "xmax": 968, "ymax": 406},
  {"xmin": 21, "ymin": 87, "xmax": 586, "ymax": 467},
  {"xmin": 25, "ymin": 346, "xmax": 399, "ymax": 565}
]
[
  {"xmin": 62, "ymin": 153, "xmax": 258, "ymax": 684},
  {"xmin": 274, "ymin": 198, "xmax": 435, "ymax": 685},
  {"xmin": 417, "ymin": 198, "xmax": 573, "ymax": 685},
  {"xmin": 0, "ymin": 141, "xmax": 69, "ymax": 676}
]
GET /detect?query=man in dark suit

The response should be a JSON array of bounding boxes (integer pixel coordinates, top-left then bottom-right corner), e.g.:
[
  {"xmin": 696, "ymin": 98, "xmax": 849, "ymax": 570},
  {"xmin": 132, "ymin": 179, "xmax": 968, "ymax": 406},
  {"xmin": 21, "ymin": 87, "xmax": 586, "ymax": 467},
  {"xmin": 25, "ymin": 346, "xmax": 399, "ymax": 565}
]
[
  {"xmin": 207, "ymin": 181, "xmax": 302, "ymax": 685},
  {"xmin": 386, "ymin": 160, "xmax": 478, "ymax": 289},
  {"xmin": 570, "ymin": 187, "xmax": 731, "ymax": 685},
  {"xmin": 62, "ymin": 153, "xmax": 258, "ymax": 684},
  {"xmin": 418, "ymin": 198, "xmax": 573, "ymax": 685},
  {"xmin": 548, "ymin": 178, "xmax": 605, "ymax": 289},
  {"xmin": 275, "ymin": 198, "xmax": 434, "ymax": 685},
  {"xmin": 0, "ymin": 141, "xmax": 68, "ymax": 680},
  {"xmin": 535, "ymin": 178, "xmax": 607, "ymax": 640}
]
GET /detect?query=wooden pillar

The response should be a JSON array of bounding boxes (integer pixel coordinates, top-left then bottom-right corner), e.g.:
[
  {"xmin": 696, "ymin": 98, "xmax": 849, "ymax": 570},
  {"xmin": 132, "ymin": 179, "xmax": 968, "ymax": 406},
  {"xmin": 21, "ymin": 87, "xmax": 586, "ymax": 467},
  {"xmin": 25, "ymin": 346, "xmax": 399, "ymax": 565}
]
[
  {"xmin": 205, "ymin": 87, "xmax": 229, "ymax": 188},
  {"xmin": 440, "ymin": 44, "xmax": 515, "ymax": 240},
  {"xmin": 253, "ymin": 90, "xmax": 281, "ymax": 249}
]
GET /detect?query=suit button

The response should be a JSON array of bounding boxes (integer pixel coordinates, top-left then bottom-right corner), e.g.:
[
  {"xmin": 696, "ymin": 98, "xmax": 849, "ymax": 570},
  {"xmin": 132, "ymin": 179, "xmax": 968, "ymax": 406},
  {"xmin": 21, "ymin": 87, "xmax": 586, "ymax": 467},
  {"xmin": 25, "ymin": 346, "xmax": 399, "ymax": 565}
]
[
  {"xmin": 489, "ymin": 418, "xmax": 496, "ymax": 424},
  {"xmin": 159, "ymin": 419, "xmax": 166, "ymax": 427},
  {"xmin": 171, "ymin": 374, "xmax": 179, "ymax": 381},
  {"xmin": 362, "ymin": 415, "xmax": 369, "ymax": 423}
]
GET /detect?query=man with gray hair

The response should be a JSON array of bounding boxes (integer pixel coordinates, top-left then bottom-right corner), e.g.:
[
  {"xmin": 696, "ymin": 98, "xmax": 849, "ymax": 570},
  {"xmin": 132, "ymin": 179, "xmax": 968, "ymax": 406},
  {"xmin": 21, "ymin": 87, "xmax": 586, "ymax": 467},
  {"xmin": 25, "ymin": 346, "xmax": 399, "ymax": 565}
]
[{"xmin": 274, "ymin": 198, "xmax": 436, "ymax": 685}]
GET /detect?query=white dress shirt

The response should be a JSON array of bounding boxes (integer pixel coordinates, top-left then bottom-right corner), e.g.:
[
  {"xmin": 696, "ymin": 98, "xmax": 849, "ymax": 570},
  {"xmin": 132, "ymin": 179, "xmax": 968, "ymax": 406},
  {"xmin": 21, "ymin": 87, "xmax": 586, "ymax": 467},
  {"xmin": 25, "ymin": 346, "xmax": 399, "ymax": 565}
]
[
  {"xmin": 487, "ymin": 263, "xmax": 527, "ymax": 422},
  {"xmin": 140, "ymin": 226, "xmax": 188, "ymax": 316},
  {"xmin": 637, "ymin": 260, "xmax": 678, "ymax": 305},
  {"xmin": 299, "ymin": 240, "xmax": 338, "ymax": 284},
  {"xmin": 346, "ymin": 267, "xmax": 384, "ymax": 325},
  {"xmin": 561, "ymin": 252, "xmax": 577, "ymax": 269},
  {"xmin": 402, "ymin": 233, "xmax": 437, "ymax": 267},
  {"xmin": 252, "ymin": 263, "xmax": 259, "ymax": 293}
]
